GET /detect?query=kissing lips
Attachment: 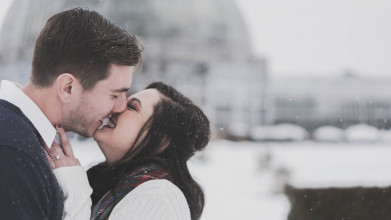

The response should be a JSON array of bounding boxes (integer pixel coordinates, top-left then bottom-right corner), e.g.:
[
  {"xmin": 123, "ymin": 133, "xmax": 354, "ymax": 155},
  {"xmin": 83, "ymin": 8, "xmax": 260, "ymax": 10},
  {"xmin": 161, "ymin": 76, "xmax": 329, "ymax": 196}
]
[
  {"xmin": 104, "ymin": 114, "xmax": 117, "ymax": 128},
  {"xmin": 107, "ymin": 117, "xmax": 116, "ymax": 128},
  {"xmin": 98, "ymin": 114, "xmax": 117, "ymax": 130}
]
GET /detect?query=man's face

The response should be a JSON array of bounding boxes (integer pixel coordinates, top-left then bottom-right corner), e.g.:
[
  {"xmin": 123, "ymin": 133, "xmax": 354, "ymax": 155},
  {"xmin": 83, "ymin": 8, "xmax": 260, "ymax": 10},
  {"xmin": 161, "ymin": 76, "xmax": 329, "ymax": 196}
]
[{"xmin": 65, "ymin": 64, "xmax": 134, "ymax": 137}]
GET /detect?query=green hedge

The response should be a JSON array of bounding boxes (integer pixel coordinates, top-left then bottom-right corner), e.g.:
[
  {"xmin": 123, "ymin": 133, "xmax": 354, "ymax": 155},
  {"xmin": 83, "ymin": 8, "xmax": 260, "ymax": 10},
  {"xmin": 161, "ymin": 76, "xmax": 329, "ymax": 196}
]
[{"xmin": 285, "ymin": 184, "xmax": 391, "ymax": 220}]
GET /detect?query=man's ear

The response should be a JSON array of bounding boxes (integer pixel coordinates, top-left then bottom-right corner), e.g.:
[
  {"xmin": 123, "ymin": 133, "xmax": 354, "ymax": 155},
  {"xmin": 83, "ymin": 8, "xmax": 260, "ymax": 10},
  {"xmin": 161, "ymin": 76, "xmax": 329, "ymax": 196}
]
[{"xmin": 55, "ymin": 73, "xmax": 77, "ymax": 103}]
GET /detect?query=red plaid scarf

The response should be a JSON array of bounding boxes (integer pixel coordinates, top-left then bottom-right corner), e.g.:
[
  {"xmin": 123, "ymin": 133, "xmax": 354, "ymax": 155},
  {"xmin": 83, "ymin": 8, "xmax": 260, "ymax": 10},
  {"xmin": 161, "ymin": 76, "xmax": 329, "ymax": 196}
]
[{"xmin": 91, "ymin": 163, "xmax": 174, "ymax": 220}]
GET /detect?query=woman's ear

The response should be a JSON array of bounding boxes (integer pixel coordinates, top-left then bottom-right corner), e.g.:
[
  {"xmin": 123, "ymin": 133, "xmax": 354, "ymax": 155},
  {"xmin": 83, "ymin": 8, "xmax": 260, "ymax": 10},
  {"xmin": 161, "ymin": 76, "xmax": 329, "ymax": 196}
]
[{"xmin": 55, "ymin": 73, "xmax": 77, "ymax": 103}]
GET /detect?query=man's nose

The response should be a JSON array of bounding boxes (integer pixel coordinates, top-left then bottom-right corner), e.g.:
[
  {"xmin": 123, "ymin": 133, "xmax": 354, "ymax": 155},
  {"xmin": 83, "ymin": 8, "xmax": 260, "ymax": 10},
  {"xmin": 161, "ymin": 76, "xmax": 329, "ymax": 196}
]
[{"xmin": 112, "ymin": 93, "xmax": 127, "ymax": 113}]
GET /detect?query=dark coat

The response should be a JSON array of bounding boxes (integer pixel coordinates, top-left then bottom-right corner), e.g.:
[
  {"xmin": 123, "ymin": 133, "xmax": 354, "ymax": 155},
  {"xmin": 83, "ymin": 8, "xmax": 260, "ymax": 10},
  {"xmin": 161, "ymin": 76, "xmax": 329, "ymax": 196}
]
[{"xmin": 0, "ymin": 100, "xmax": 63, "ymax": 220}]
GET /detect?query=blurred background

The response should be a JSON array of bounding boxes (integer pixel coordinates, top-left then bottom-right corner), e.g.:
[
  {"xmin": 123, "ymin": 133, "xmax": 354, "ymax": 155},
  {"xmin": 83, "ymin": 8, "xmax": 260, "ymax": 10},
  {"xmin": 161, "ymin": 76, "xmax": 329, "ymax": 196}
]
[{"xmin": 1, "ymin": 0, "xmax": 391, "ymax": 219}]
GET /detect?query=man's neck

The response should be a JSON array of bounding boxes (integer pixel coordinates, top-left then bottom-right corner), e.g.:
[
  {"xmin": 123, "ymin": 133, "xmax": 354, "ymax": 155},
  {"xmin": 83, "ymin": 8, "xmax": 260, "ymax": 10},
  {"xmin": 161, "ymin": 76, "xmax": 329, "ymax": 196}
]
[{"xmin": 22, "ymin": 81, "xmax": 61, "ymax": 126}]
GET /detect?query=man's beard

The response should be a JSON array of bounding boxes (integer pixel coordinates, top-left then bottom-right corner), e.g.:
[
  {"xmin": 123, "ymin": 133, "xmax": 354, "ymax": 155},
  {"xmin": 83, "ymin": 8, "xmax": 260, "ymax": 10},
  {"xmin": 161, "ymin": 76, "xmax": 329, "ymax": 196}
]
[{"xmin": 64, "ymin": 97, "xmax": 92, "ymax": 138}]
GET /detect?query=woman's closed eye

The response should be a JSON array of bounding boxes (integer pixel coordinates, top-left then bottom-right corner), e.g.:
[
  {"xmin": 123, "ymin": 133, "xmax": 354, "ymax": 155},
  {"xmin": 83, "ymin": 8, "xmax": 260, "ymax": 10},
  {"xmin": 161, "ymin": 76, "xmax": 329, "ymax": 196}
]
[
  {"xmin": 127, "ymin": 98, "xmax": 141, "ymax": 111},
  {"xmin": 127, "ymin": 103, "xmax": 137, "ymax": 111}
]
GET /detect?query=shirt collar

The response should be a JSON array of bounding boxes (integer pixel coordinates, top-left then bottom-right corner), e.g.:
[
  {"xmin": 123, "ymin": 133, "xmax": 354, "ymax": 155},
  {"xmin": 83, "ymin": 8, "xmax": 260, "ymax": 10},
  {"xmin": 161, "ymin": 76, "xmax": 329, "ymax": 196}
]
[{"xmin": 0, "ymin": 80, "xmax": 56, "ymax": 147}]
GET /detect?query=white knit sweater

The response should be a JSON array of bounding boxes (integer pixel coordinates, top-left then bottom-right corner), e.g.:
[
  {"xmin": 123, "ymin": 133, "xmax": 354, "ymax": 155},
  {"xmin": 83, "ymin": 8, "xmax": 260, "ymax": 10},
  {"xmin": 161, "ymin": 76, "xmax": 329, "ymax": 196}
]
[{"xmin": 53, "ymin": 166, "xmax": 191, "ymax": 220}]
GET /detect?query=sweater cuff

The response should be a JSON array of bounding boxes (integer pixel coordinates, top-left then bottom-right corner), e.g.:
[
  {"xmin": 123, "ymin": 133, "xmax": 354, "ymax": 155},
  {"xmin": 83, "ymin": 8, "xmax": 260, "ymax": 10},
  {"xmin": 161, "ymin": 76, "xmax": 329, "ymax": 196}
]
[{"xmin": 53, "ymin": 166, "xmax": 92, "ymax": 199}]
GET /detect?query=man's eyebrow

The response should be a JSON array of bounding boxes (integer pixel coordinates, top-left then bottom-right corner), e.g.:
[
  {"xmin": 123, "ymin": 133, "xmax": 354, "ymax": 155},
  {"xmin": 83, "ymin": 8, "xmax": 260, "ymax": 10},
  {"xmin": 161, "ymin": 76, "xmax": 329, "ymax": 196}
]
[{"xmin": 112, "ymin": 88, "xmax": 130, "ymax": 93}]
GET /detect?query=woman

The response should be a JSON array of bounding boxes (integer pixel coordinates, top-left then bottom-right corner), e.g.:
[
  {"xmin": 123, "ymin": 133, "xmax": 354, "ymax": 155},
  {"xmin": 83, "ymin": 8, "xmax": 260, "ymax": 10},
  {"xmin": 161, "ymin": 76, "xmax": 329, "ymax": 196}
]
[{"xmin": 45, "ymin": 82, "xmax": 210, "ymax": 220}]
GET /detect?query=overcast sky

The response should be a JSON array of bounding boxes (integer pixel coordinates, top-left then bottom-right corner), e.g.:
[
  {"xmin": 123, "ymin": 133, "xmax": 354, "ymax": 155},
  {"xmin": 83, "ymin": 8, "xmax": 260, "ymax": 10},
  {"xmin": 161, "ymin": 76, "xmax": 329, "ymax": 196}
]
[
  {"xmin": 236, "ymin": 0, "xmax": 391, "ymax": 78},
  {"xmin": 1, "ymin": 0, "xmax": 391, "ymax": 78}
]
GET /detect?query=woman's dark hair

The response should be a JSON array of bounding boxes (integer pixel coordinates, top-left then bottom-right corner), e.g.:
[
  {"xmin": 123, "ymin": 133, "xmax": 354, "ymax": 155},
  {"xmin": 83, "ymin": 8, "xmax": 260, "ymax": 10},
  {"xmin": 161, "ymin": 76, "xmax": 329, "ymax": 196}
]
[
  {"xmin": 32, "ymin": 8, "xmax": 143, "ymax": 90},
  {"xmin": 87, "ymin": 82, "xmax": 211, "ymax": 220}
]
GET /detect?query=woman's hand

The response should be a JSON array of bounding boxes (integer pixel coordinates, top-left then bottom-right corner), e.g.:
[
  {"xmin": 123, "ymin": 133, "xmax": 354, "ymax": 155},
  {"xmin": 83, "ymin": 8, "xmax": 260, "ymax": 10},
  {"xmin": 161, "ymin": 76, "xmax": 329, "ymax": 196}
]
[{"xmin": 44, "ymin": 124, "xmax": 81, "ymax": 169}]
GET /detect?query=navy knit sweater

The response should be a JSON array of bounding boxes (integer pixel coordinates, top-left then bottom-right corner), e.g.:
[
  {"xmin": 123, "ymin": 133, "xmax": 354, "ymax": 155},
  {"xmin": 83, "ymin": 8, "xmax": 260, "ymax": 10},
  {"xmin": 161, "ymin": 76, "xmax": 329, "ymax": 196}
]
[{"xmin": 0, "ymin": 100, "xmax": 63, "ymax": 219}]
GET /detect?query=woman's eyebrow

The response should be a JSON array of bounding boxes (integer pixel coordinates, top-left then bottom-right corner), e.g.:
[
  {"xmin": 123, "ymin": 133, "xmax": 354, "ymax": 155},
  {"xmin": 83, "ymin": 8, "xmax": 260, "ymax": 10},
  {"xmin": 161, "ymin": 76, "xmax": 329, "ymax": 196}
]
[{"xmin": 129, "ymin": 97, "xmax": 142, "ymax": 107}]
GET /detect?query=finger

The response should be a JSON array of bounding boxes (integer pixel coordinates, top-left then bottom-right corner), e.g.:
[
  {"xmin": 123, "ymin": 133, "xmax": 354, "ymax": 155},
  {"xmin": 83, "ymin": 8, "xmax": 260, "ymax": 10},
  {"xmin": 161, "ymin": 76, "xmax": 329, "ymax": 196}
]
[
  {"xmin": 56, "ymin": 124, "xmax": 74, "ymax": 157},
  {"xmin": 44, "ymin": 149, "xmax": 56, "ymax": 169},
  {"xmin": 46, "ymin": 143, "xmax": 59, "ymax": 158},
  {"xmin": 51, "ymin": 142, "xmax": 65, "ymax": 157}
]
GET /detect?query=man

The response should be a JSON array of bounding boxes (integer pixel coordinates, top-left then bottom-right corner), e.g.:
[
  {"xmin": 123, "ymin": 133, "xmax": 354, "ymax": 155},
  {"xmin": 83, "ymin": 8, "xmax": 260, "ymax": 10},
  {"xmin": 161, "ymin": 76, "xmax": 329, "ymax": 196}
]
[{"xmin": 0, "ymin": 8, "xmax": 142, "ymax": 219}]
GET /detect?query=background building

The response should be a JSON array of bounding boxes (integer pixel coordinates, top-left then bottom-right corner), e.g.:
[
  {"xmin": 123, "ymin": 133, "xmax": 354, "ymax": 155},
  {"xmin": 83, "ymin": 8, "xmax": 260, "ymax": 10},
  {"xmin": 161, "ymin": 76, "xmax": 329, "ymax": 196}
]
[
  {"xmin": 0, "ymin": 0, "xmax": 268, "ymax": 137},
  {"xmin": 271, "ymin": 73, "xmax": 391, "ymax": 133}
]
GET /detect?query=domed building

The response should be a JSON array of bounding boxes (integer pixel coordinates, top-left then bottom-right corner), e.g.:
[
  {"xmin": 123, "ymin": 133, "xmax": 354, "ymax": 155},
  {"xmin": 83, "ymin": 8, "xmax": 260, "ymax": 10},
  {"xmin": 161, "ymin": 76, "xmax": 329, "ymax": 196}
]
[{"xmin": 0, "ymin": 0, "xmax": 268, "ymax": 136}]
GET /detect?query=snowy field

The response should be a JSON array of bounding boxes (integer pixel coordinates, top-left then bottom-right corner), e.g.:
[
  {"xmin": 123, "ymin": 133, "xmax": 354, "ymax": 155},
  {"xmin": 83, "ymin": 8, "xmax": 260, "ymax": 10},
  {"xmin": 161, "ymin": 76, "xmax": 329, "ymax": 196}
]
[{"xmin": 71, "ymin": 138, "xmax": 391, "ymax": 220}]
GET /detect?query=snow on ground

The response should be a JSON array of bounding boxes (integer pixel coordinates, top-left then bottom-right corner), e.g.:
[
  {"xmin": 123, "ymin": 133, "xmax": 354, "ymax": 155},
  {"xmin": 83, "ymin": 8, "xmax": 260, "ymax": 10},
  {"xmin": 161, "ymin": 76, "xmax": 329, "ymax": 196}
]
[
  {"xmin": 313, "ymin": 126, "xmax": 344, "ymax": 142},
  {"xmin": 269, "ymin": 142, "xmax": 391, "ymax": 188},
  {"xmin": 70, "ymin": 138, "xmax": 391, "ymax": 220}
]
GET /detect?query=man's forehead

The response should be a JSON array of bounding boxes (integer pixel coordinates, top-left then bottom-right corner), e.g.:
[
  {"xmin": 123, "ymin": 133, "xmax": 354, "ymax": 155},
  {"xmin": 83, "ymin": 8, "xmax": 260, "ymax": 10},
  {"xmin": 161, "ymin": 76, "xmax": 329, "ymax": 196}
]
[
  {"xmin": 91, "ymin": 64, "xmax": 133, "ymax": 91},
  {"xmin": 91, "ymin": 78, "xmax": 130, "ymax": 94},
  {"xmin": 103, "ymin": 75, "xmax": 133, "ymax": 90}
]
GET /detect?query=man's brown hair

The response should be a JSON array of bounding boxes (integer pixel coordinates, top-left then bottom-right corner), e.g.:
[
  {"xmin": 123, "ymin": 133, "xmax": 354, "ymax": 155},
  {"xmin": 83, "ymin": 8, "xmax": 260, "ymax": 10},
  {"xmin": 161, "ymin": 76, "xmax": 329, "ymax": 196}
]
[{"xmin": 32, "ymin": 8, "xmax": 143, "ymax": 90}]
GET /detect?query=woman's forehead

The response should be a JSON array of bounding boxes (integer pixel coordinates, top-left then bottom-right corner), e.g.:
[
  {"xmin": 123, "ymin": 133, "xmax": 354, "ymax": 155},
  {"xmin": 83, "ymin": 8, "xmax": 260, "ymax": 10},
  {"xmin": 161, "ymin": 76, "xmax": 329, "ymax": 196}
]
[{"xmin": 129, "ymin": 88, "xmax": 160, "ymax": 104}]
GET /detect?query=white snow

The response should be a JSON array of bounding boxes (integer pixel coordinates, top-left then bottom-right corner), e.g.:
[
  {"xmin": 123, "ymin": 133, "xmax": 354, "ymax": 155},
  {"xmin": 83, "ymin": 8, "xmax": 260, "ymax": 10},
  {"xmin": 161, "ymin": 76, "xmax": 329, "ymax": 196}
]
[
  {"xmin": 313, "ymin": 126, "xmax": 344, "ymax": 142},
  {"xmin": 228, "ymin": 122, "xmax": 249, "ymax": 138},
  {"xmin": 379, "ymin": 129, "xmax": 391, "ymax": 142},
  {"xmin": 273, "ymin": 123, "xmax": 308, "ymax": 141},
  {"xmin": 250, "ymin": 123, "xmax": 308, "ymax": 141},
  {"xmin": 345, "ymin": 123, "xmax": 379, "ymax": 143},
  {"xmin": 249, "ymin": 125, "xmax": 275, "ymax": 141},
  {"xmin": 71, "ymin": 138, "xmax": 391, "ymax": 220}
]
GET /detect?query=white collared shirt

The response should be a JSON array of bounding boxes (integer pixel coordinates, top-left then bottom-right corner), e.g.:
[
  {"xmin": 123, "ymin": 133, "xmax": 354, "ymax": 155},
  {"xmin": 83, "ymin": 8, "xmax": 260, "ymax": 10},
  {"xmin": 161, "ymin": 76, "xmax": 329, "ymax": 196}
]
[{"xmin": 0, "ymin": 80, "xmax": 56, "ymax": 147}]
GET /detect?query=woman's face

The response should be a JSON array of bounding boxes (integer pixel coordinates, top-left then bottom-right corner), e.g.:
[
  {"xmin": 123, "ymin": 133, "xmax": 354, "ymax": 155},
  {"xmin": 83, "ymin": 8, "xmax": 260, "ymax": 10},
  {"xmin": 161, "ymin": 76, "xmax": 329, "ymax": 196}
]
[{"xmin": 93, "ymin": 88, "xmax": 161, "ymax": 164}]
